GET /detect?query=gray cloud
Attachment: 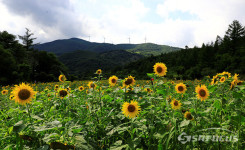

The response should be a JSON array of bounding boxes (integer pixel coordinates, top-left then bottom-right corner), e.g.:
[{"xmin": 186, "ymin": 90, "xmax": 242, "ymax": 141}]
[{"xmin": 2, "ymin": 0, "xmax": 87, "ymax": 38}]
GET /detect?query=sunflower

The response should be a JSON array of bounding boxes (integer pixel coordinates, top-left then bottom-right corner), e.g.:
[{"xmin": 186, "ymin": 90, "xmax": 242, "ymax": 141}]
[
  {"xmin": 220, "ymin": 77, "xmax": 226, "ymax": 83},
  {"xmin": 109, "ymin": 75, "xmax": 118, "ymax": 86},
  {"xmin": 11, "ymin": 83, "xmax": 36, "ymax": 105},
  {"xmin": 123, "ymin": 75, "xmax": 135, "ymax": 87},
  {"xmin": 88, "ymin": 81, "xmax": 96, "ymax": 89},
  {"xmin": 78, "ymin": 86, "xmax": 84, "ymax": 91},
  {"xmin": 58, "ymin": 89, "xmax": 68, "ymax": 98},
  {"xmin": 122, "ymin": 100, "xmax": 141, "ymax": 118},
  {"xmin": 144, "ymin": 88, "xmax": 152, "ymax": 93},
  {"xmin": 58, "ymin": 75, "xmax": 66, "ymax": 82},
  {"xmin": 184, "ymin": 111, "xmax": 194, "ymax": 120},
  {"xmin": 1, "ymin": 89, "xmax": 8, "ymax": 95},
  {"xmin": 153, "ymin": 62, "xmax": 167, "ymax": 77},
  {"xmin": 55, "ymin": 85, "xmax": 59, "ymax": 89},
  {"xmin": 175, "ymin": 83, "xmax": 187, "ymax": 94},
  {"xmin": 221, "ymin": 71, "xmax": 231, "ymax": 78},
  {"xmin": 195, "ymin": 85, "xmax": 209, "ymax": 101},
  {"xmin": 170, "ymin": 99, "xmax": 182, "ymax": 110},
  {"xmin": 126, "ymin": 87, "xmax": 134, "ymax": 93},
  {"xmin": 233, "ymin": 73, "xmax": 239, "ymax": 82},
  {"xmin": 96, "ymin": 69, "xmax": 102, "ymax": 75},
  {"xmin": 211, "ymin": 75, "xmax": 219, "ymax": 85},
  {"xmin": 237, "ymin": 80, "xmax": 243, "ymax": 85},
  {"xmin": 9, "ymin": 95, "xmax": 14, "ymax": 100}
]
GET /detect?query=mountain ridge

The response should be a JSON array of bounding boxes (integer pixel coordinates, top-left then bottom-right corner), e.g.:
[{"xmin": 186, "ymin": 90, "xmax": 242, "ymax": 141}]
[{"xmin": 34, "ymin": 37, "xmax": 180, "ymax": 56}]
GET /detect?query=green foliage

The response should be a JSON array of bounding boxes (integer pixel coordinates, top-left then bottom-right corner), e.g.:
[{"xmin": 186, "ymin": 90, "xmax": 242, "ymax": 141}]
[
  {"xmin": 127, "ymin": 43, "xmax": 180, "ymax": 56},
  {"xmin": 113, "ymin": 20, "xmax": 245, "ymax": 80},
  {"xmin": 59, "ymin": 50, "xmax": 143, "ymax": 79},
  {"xmin": 0, "ymin": 30, "xmax": 67, "ymax": 85}
]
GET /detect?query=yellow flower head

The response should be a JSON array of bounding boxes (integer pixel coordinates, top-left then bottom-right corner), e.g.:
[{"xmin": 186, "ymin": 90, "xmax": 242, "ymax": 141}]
[
  {"xmin": 88, "ymin": 81, "xmax": 96, "ymax": 89},
  {"xmin": 184, "ymin": 111, "xmax": 194, "ymax": 120},
  {"xmin": 58, "ymin": 74, "xmax": 67, "ymax": 82},
  {"xmin": 78, "ymin": 86, "xmax": 84, "ymax": 91},
  {"xmin": 123, "ymin": 75, "xmax": 135, "ymax": 87},
  {"xmin": 55, "ymin": 85, "xmax": 59, "ymax": 89},
  {"xmin": 175, "ymin": 83, "xmax": 187, "ymax": 94},
  {"xmin": 11, "ymin": 83, "xmax": 36, "ymax": 105},
  {"xmin": 58, "ymin": 89, "xmax": 69, "ymax": 98},
  {"xmin": 144, "ymin": 88, "xmax": 152, "ymax": 93},
  {"xmin": 1, "ymin": 89, "xmax": 8, "ymax": 95},
  {"xmin": 109, "ymin": 75, "xmax": 118, "ymax": 86},
  {"xmin": 153, "ymin": 62, "xmax": 167, "ymax": 77},
  {"xmin": 220, "ymin": 77, "xmax": 226, "ymax": 83},
  {"xmin": 96, "ymin": 69, "xmax": 102, "ymax": 75},
  {"xmin": 122, "ymin": 100, "xmax": 141, "ymax": 118},
  {"xmin": 221, "ymin": 71, "xmax": 231, "ymax": 78},
  {"xmin": 195, "ymin": 85, "xmax": 209, "ymax": 101},
  {"xmin": 211, "ymin": 75, "xmax": 219, "ymax": 85},
  {"xmin": 170, "ymin": 98, "xmax": 182, "ymax": 110}
]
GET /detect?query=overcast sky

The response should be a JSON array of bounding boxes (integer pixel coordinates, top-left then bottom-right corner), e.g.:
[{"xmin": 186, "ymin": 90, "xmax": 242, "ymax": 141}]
[{"xmin": 0, "ymin": 0, "xmax": 244, "ymax": 48}]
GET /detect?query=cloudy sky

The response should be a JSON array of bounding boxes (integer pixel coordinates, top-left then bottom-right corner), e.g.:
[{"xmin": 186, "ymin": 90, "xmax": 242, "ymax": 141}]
[{"xmin": 0, "ymin": 0, "xmax": 244, "ymax": 48}]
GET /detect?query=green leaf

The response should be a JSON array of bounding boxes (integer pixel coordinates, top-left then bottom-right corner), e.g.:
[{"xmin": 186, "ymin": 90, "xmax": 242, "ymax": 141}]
[
  {"xmin": 32, "ymin": 115, "xmax": 44, "ymax": 120},
  {"xmin": 157, "ymin": 89, "xmax": 167, "ymax": 95},
  {"xmin": 36, "ymin": 145, "xmax": 49, "ymax": 150},
  {"xmin": 147, "ymin": 73, "xmax": 155, "ymax": 78},
  {"xmin": 13, "ymin": 120, "xmax": 26, "ymax": 133},
  {"xmin": 208, "ymin": 85, "xmax": 217, "ymax": 93},
  {"xmin": 180, "ymin": 120, "xmax": 190, "ymax": 127},
  {"xmin": 232, "ymin": 91, "xmax": 243, "ymax": 99},
  {"xmin": 72, "ymin": 128, "xmax": 83, "ymax": 134},
  {"xmin": 213, "ymin": 99, "xmax": 221, "ymax": 109}
]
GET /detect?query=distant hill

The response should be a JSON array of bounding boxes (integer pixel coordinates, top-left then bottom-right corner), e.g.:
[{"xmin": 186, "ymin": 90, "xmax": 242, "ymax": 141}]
[
  {"xmin": 34, "ymin": 38, "xmax": 180, "ymax": 56},
  {"xmin": 59, "ymin": 50, "xmax": 143, "ymax": 78},
  {"xmin": 127, "ymin": 43, "xmax": 180, "ymax": 56},
  {"xmin": 34, "ymin": 37, "xmax": 181, "ymax": 79}
]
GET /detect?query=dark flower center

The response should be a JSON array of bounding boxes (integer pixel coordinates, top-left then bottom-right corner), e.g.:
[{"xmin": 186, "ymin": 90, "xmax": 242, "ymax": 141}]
[
  {"xmin": 18, "ymin": 89, "xmax": 31, "ymax": 100},
  {"xmin": 111, "ymin": 79, "xmax": 116, "ymax": 83},
  {"xmin": 174, "ymin": 101, "xmax": 179, "ymax": 106},
  {"xmin": 90, "ymin": 83, "xmax": 95, "ymax": 88},
  {"xmin": 178, "ymin": 86, "xmax": 184, "ymax": 92},
  {"xmin": 128, "ymin": 104, "xmax": 136, "ymax": 112},
  {"xmin": 60, "ymin": 76, "xmax": 65, "ymax": 81},
  {"xmin": 157, "ymin": 66, "xmax": 163, "ymax": 73},
  {"xmin": 59, "ymin": 90, "xmax": 68, "ymax": 97},
  {"xmin": 199, "ymin": 89, "xmax": 206, "ymax": 97},
  {"xmin": 186, "ymin": 113, "xmax": 193, "ymax": 120},
  {"xmin": 125, "ymin": 78, "xmax": 133, "ymax": 85}
]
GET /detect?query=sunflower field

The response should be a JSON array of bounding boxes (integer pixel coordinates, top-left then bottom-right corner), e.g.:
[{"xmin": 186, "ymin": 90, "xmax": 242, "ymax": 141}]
[{"xmin": 0, "ymin": 63, "xmax": 245, "ymax": 150}]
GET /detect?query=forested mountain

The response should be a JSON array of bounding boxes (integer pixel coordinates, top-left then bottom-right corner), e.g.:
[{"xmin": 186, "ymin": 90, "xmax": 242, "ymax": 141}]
[
  {"xmin": 34, "ymin": 37, "xmax": 180, "ymax": 79},
  {"xmin": 59, "ymin": 50, "xmax": 143, "ymax": 79},
  {"xmin": 111, "ymin": 20, "xmax": 245, "ymax": 80},
  {"xmin": 127, "ymin": 43, "xmax": 180, "ymax": 56},
  {"xmin": 34, "ymin": 38, "xmax": 180, "ymax": 56}
]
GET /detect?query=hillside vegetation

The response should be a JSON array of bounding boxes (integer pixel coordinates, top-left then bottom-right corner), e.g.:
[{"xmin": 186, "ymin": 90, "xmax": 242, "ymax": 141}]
[{"xmin": 112, "ymin": 20, "xmax": 245, "ymax": 80}]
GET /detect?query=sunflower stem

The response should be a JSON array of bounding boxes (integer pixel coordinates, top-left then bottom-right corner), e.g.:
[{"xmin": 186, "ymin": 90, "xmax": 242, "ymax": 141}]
[
  {"xmin": 26, "ymin": 103, "xmax": 33, "ymax": 129},
  {"xmin": 124, "ymin": 87, "xmax": 127, "ymax": 102}
]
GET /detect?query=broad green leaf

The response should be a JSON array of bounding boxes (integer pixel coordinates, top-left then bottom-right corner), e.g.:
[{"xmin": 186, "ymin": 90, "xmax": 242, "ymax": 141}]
[
  {"xmin": 180, "ymin": 120, "xmax": 190, "ymax": 127},
  {"xmin": 13, "ymin": 120, "xmax": 26, "ymax": 133}
]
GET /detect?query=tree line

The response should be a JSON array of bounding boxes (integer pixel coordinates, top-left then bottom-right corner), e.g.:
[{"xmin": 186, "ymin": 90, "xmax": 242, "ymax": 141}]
[
  {"xmin": 0, "ymin": 29, "xmax": 67, "ymax": 85},
  {"xmin": 111, "ymin": 20, "xmax": 245, "ymax": 80}
]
